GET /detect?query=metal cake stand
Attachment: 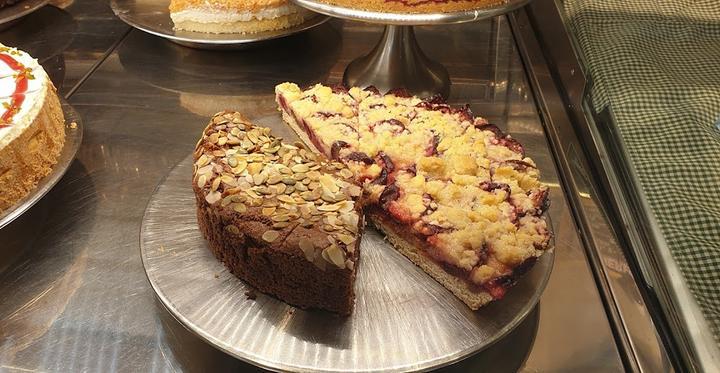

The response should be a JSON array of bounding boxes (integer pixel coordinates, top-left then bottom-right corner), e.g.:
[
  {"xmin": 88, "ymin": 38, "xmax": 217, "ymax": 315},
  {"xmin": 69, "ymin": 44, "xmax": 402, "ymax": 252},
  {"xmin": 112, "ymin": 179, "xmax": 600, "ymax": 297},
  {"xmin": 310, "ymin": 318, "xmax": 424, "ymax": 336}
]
[
  {"xmin": 0, "ymin": 0, "xmax": 49, "ymax": 31},
  {"xmin": 290, "ymin": 0, "xmax": 532, "ymax": 97},
  {"xmin": 111, "ymin": 0, "xmax": 329, "ymax": 50},
  {"xmin": 140, "ymin": 154, "xmax": 554, "ymax": 372},
  {"xmin": 0, "ymin": 100, "xmax": 83, "ymax": 229}
]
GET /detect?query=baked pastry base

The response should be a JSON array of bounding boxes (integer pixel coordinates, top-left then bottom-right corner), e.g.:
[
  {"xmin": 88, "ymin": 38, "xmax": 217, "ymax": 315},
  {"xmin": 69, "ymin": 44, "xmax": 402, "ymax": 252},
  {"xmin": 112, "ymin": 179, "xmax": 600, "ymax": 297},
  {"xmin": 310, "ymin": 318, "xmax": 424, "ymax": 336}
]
[
  {"xmin": 369, "ymin": 210, "xmax": 493, "ymax": 309},
  {"xmin": 0, "ymin": 84, "xmax": 65, "ymax": 212}
]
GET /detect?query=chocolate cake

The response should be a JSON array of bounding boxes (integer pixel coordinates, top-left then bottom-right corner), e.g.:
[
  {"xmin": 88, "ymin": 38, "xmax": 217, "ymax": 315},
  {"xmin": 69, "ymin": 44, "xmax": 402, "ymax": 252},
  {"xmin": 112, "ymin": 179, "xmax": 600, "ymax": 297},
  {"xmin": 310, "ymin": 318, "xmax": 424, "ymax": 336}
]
[{"xmin": 193, "ymin": 111, "xmax": 363, "ymax": 315}]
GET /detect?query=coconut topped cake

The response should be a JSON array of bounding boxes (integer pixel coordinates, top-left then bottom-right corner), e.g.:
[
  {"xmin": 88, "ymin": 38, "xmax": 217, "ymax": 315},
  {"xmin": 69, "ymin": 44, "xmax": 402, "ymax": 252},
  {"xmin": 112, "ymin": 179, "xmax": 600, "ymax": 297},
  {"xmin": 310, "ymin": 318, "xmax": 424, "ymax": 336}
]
[{"xmin": 169, "ymin": 0, "xmax": 314, "ymax": 34}]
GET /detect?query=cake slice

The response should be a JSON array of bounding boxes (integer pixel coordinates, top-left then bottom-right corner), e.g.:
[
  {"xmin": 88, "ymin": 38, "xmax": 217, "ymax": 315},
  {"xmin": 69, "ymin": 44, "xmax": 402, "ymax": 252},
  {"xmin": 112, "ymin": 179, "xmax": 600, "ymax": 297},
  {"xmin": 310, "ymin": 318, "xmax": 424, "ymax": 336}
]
[
  {"xmin": 276, "ymin": 83, "xmax": 551, "ymax": 309},
  {"xmin": 193, "ymin": 111, "xmax": 364, "ymax": 315},
  {"xmin": 169, "ymin": 0, "xmax": 314, "ymax": 34}
]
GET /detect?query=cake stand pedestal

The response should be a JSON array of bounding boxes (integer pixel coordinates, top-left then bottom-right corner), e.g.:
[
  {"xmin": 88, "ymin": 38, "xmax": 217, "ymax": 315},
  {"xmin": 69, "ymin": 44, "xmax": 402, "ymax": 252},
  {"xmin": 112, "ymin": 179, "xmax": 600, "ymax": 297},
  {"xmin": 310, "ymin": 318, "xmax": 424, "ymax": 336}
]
[{"xmin": 291, "ymin": 0, "xmax": 533, "ymax": 97}]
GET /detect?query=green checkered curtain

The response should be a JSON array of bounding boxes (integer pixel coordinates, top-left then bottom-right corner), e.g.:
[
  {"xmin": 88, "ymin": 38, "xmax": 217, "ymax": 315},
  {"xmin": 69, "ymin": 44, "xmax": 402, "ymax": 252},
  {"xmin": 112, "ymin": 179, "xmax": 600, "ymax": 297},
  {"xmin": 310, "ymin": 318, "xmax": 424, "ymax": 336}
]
[{"xmin": 563, "ymin": 0, "xmax": 720, "ymax": 343}]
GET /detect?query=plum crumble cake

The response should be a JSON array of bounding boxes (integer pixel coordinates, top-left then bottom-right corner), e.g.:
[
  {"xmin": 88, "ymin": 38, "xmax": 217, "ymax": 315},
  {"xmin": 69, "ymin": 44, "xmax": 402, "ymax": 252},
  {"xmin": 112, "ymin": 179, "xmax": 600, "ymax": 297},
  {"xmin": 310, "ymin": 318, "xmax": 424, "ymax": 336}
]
[
  {"xmin": 193, "ymin": 112, "xmax": 363, "ymax": 315},
  {"xmin": 275, "ymin": 83, "xmax": 551, "ymax": 310}
]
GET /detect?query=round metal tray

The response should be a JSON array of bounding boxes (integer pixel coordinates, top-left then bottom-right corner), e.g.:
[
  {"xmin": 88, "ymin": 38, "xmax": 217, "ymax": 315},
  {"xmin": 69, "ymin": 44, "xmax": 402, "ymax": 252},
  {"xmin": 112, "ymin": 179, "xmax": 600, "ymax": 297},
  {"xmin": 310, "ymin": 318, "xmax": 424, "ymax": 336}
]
[
  {"xmin": 290, "ymin": 0, "xmax": 532, "ymax": 25},
  {"xmin": 0, "ymin": 0, "xmax": 49, "ymax": 31},
  {"xmin": 0, "ymin": 100, "xmax": 83, "ymax": 229},
  {"xmin": 140, "ymin": 154, "xmax": 554, "ymax": 372},
  {"xmin": 110, "ymin": 0, "xmax": 329, "ymax": 50}
]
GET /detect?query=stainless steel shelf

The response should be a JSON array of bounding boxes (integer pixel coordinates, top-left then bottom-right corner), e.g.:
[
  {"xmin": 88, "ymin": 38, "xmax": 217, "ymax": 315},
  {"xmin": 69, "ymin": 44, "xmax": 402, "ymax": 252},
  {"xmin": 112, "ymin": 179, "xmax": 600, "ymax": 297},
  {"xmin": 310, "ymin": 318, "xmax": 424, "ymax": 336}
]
[{"xmin": 0, "ymin": 1, "xmax": 634, "ymax": 371}]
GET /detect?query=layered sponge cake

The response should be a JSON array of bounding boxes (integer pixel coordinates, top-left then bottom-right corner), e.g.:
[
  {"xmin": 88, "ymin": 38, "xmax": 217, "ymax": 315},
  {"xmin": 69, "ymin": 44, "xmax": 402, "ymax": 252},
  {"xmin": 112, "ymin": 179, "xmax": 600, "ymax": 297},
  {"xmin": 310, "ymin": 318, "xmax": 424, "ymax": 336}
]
[{"xmin": 169, "ymin": 0, "xmax": 315, "ymax": 34}]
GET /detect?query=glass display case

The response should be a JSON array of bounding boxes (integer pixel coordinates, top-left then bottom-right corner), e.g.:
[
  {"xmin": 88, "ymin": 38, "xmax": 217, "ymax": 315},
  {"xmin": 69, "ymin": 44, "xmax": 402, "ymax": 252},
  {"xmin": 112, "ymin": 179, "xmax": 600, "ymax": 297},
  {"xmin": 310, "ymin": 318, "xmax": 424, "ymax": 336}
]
[{"xmin": 0, "ymin": 0, "xmax": 716, "ymax": 371}]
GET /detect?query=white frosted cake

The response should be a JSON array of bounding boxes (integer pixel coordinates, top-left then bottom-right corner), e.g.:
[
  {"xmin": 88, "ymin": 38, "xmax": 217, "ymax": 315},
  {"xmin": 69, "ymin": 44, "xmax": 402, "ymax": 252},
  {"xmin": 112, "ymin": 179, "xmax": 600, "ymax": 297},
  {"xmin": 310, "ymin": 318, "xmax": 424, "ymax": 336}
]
[
  {"xmin": 169, "ymin": 0, "xmax": 314, "ymax": 34},
  {"xmin": 0, "ymin": 44, "xmax": 65, "ymax": 212}
]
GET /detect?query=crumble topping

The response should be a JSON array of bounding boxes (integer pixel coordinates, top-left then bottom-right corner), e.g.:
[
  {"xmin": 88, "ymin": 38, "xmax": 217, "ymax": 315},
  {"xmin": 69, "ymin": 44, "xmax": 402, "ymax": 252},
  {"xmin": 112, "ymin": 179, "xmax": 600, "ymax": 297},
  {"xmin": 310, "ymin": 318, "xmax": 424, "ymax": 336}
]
[{"xmin": 275, "ymin": 83, "xmax": 551, "ymax": 296}]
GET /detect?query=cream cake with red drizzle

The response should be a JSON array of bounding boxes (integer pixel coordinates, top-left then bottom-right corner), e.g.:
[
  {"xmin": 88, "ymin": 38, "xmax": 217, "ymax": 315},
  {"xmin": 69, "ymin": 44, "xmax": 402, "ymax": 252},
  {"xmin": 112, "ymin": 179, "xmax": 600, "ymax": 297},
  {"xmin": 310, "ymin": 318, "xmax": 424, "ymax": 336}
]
[
  {"xmin": 275, "ymin": 82, "xmax": 551, "ymax": 310},
  {"xmin": 0, "ymin": 44, "xmax": 65, "ymax": 212},
  {"xmin": 318, "ymin": 0, "xmax": 504, "ymax": 14},
  {"xmin": 169, "ymin": 0, "xmax": 315, "ymax": 34}
]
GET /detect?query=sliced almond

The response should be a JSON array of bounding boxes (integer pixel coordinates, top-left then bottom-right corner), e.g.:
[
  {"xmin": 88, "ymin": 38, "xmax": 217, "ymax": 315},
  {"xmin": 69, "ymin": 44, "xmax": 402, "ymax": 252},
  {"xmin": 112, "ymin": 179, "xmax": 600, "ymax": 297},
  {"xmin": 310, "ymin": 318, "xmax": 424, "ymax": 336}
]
[
  {"xmin": 323, "ymin": 244, "xmax": 346, "ymax": 269},
  {"xmin": 299, "ymin": 238, "xmax": 315, "ymax": 261},
  {"xmin": 262, "ymin": 230, "xmax": 280, "ymax": 243},
  {"xmin": 205, "ymin": 191, "xmax": 221, "ymax": 205},
  {"xmin": 336, "ymin": 233, "xmax": 356, "ymax": 245}
]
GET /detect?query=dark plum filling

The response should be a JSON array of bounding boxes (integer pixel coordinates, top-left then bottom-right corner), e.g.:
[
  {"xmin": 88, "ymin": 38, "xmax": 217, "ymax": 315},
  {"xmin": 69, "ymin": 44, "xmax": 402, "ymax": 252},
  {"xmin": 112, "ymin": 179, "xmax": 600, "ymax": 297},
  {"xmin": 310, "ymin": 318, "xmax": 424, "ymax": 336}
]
[
  {"xmin": 372, "ymin": 152, "xmax": 395, "ymax": 185},
  {"xmin": 363, "ymin": 86, "xmax": 381, "ymax": 95},
  {"xmin": 313, "ymin": 111, "xmax": 340, "ymax": 119},
  {"xmin": 387, "ymin": 87, "xmax": 411, "ymax": 98},
  {"xmin": 415, "ymin": 95, "xmax": 473, "ymax": 122},
  {"xmin": 345, "ymin": 151, "xmax": 374, "ymax": 164},
  {"xmin": 425, "ymin": 133, "xmax": 440, "ymax": 156},
  {"xmin": 331, "ymin": 140, "xmax": 351, "ymax": 160},
  {"xmin": 331, "ymin": 85, "xmax": 348, "ymax": 94},
  {"xmin": 369, "ymin": 119, "xmax": 406, "ymax": 134},
  {"xmin": 379, "ymin": 184, "xmax": 400, "ymax": 207},
  {"xmin": 495, "ymin": 137, "xmax": 525, "ymax": 157},
  {"xmin": 479, "ymin": 181, "xmax": 512, "ymax": 201},
  {"xmin": 504, "ymin": 159, "xmax": 536, "ymax": 171}
]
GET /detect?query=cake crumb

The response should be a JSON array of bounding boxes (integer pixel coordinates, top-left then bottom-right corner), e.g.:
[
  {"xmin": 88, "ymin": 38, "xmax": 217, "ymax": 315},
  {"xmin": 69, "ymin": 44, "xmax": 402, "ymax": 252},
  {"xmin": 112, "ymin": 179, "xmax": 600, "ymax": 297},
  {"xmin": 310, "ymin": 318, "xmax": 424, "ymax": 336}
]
[
  {"xmin": 69, "ymin": 121, "xmax": 77, "ymax": 129},
  {"xmin": 245, "ymin": 290, "xmax": 257, "ymax": 300}
]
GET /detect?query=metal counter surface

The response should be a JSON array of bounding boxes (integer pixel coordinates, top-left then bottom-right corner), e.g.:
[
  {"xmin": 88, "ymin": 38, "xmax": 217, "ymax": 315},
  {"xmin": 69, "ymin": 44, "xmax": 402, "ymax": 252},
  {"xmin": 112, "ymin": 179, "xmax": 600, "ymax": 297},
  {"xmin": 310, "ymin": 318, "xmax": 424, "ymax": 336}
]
[
  {"xmin": 0, "ymin": 0, "xmax": 129, "ymax": 97},
  {"xmin": 0, "ymin": 12, "xmax": 625, "ymax": 373}
]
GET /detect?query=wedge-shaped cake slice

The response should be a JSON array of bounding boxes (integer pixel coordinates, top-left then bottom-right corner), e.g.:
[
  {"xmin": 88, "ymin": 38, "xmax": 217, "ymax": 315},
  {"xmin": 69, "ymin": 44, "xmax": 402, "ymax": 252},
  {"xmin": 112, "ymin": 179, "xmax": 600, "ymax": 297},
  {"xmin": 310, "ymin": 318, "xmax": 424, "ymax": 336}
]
[
  {"xmin": 193, "ymin": 111, "xmax": 363, "ymax": 315},
  {"xmin": 276, "ymin": 83, "xmax": 551, "ymax": 309}
]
